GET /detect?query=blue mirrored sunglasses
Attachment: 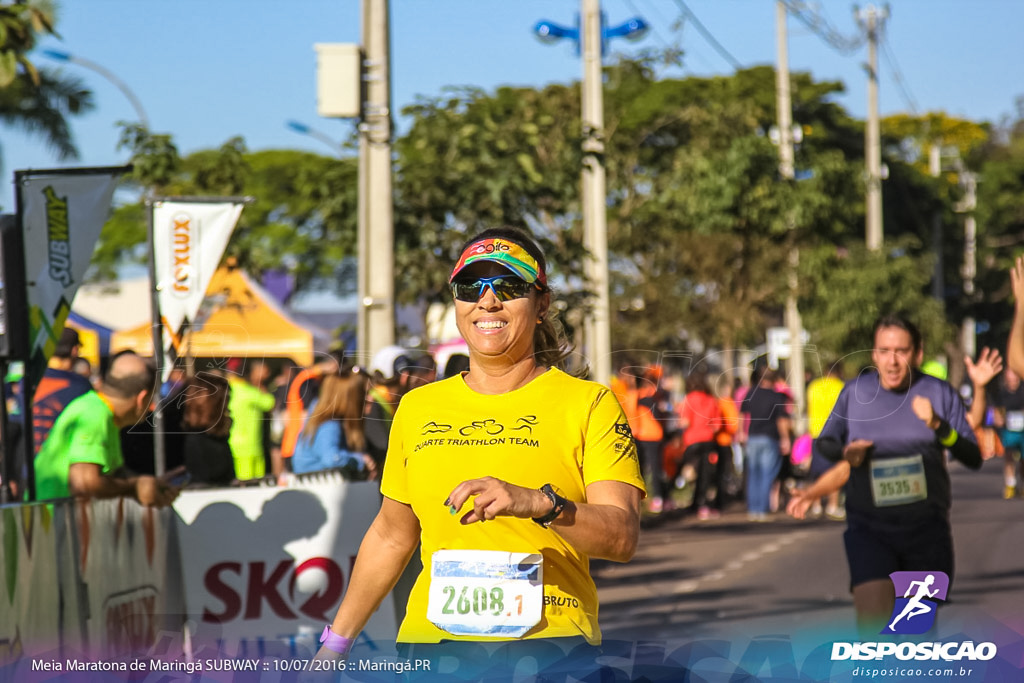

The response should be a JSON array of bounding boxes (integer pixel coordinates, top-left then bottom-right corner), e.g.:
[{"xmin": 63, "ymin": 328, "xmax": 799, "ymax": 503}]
[{"xmin": 450, "ymin": 275, "xmax": 540, "ymax": 303}]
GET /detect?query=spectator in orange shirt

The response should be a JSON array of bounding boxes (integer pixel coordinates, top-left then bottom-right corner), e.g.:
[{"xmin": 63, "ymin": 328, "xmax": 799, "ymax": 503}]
[
  {"xmin": 715, "ymin": 379, "xmax": 741, "ymax": 506},
  {"xmin": 621, "ymin": 364, "xmax": 671, "ymax": 513},
  {"xmin": 280, "ymin": 349, "xmax": 345, "ymax": 468},
  {"xmin": 676, "ymin": 369, "xmax": 723, "ymax": 519}
]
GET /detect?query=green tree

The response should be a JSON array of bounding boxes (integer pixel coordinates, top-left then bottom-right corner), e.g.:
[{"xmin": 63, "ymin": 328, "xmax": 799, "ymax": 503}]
[
  {"xmin": 93, "ymin": 127, "xmax": 358, "ymax": 292},
  {"xmin": 90, "ymin": 60, "xmax": 986, "ymax": 369},
  {"xmin": 974, "ymin": 112, "xmax": 1024, "ymax": 350},
  {"xmin": 394, "ymin": 84, "xmax": 586, "ymax": 308},
  {"xmin": 117, "ymin": 122, "xmax": 181, "ymax": 191},
  {"xmin": 0, "ymin": 0, "xmax": 94, "ymax": 182},
  {"xmin": 232, "ymin": 148, "xmax": 357, "ymax": 291},
  {"xmin": 392, "ymin": 62, "xmax": 956, "ymax": 364},
  {"xmin": 601, "ymin": 63, "xmax": 865, "ymax": 354},
  {"xmin": 800, "ymin": 237, "xmax": 949, "ymax": 371},
  {"xmin": 0, "ymin": 0, "xmax": 53, "ymax": 86},
  {"xmin": 881, "ymin": 113, "xmax": 991, "ymax": 330}
]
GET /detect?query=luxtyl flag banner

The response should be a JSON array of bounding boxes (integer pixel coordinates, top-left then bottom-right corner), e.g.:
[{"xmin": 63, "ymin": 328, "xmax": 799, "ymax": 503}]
[
  {"xmin": 17, "ymin": 167, "xmax": 127, "ymax": 393},
  {"xmin": 151, "ymin": 199, "xmax": 244, "ymax": 379}
]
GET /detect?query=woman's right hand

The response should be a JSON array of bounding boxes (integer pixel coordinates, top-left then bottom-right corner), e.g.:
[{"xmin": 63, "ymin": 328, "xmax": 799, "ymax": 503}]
[{"xmin": 445, "ymin": 476, "xmax": 550, "ymax": 524}]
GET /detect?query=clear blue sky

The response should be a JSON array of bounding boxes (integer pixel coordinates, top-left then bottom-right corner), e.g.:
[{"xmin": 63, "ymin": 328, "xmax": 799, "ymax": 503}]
[{"xmin": 2, "ymin": 0, "xmax": 1022, "ymax": 211}]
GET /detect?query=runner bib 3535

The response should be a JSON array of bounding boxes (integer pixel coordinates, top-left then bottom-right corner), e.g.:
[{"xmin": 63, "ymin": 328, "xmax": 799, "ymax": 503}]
[{"xmin": 870, "ymin": 454, "xmax": 927, "ymax": 507}]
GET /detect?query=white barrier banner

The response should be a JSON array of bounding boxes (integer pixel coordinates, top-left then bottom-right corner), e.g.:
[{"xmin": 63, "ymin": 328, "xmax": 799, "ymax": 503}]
[
  {"xmin": 172, "ymin": 476, "xmax": 396, "ymax": 658},
  {"xmin": 76, "ymin": 498, "xmax": 179, "ymax": 658},
  {"xmin": 0, "ymin": 502, "xmax": 79, "ymax": 665}
]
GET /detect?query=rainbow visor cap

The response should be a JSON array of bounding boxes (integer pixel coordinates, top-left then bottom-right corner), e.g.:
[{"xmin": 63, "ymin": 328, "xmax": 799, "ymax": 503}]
[{"xmin": 449, "ymin": 238, "xmax": 547, "ymax": 286}]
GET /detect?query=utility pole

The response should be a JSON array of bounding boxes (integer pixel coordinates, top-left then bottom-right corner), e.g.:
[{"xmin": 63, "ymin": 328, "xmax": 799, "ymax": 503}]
[
  {"xmin": 776, "ymin": 1, "xmax": 806, "ymax": 433},
  {"xmin": 930, "ymin": 144, "xmax": 944, "ymax": 301},
  {"xmin": 858, "ymin": 5, "xmax": 887, "ymax": 251},
  {"xmin": 960, "ymin": 172, "xmax": 977, "ymax": 359},
  {"xmin": 581, "ymin": 0, "xmax": 612, "ymax": 386},
  {"xmin": 358, "ymin": 0, "xmax": 395, "ymax": 359}
]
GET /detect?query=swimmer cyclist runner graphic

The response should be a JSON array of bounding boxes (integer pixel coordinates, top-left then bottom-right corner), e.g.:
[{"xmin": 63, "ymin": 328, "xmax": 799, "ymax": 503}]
[
  {"xmin": 887, "ymin": 574, "xmax": 939, "ymax": 632},
  {"xmin": 882, "ymin": 570, "xmax": 949, "ymax": 635}
]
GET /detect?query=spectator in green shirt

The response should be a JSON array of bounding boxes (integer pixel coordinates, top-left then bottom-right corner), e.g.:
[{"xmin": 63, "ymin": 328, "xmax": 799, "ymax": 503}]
[
  {"xmin": 227, "ymin": 360, "xmax": 276, "ymax": 480},
  {"xmin": 34, "ymin": 351, "xmax": 178, "ymax": 507}
]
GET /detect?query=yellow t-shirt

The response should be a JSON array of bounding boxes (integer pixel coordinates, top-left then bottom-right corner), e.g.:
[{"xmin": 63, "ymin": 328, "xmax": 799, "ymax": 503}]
[
  {"xmin": 806, "ymin": 375, "xmax": 845, "ymax": 438},
  {"xmin": 381, "ymin": 368, "xmax": 645, "ymax": 645}
]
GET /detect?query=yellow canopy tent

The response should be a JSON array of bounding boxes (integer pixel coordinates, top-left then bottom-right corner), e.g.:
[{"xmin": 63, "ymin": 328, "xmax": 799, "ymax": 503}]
[{"xmin": 110, "ymin": 265, "xmax": 327, "ymax": 366}]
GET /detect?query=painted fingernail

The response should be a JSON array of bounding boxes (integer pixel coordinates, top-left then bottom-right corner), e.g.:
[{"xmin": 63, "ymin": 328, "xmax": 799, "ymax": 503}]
[
  {"xmin": 449, "ymin": 505, "xmax": 458, "ymax": 516},
  {"xmin": 443, "ymin": 498, "xmax": 451, "ymax": 507}
]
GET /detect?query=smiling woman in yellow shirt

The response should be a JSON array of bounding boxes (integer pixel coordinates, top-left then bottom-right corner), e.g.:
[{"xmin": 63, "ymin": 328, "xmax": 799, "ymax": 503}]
[{"xmin": 312, "ymin": 227, "xmax": 644, "ymax": 677}]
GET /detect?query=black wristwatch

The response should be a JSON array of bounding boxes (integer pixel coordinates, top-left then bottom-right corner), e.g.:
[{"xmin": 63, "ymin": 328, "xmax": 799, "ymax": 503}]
[{"xmin": 532, "ymin": 483, "xmax": 567, "ymax": 528}]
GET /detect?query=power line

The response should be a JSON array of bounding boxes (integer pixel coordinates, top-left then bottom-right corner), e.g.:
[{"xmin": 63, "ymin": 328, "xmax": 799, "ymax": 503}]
[
  {"xmin": 671, "ymin": 0, "xmax": 743, "ymax": 70},
  {"xmin": 782, "ymin": 0, "xmax": 864, "ymax": 55},
  {"xmin": 621, "ymin": 0, "xmax": 674, "ymax": 53},
  {"xmin": 879, "ymin": 26, "xmax": 919, "ymax": 114},
  {"xmin": 636, "ymin": 0, "xmax": 678, "ymax": 37},
  {"xmin": 672, "ymin": 17, "xmax": 723, "ymax": 75}
]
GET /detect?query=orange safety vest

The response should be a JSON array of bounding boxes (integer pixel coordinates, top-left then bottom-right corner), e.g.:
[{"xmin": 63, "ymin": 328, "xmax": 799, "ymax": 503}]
[
  {"xmin": 622, "ymin": 386, "xmax": 664, "ymax": 442},
  {"xmin": 281, "ymin": 367, "xmax": 321, "ymax": 458},
  {"xmin": 716, "ymin": 397, "xmax": 740, "ymax": 447}
]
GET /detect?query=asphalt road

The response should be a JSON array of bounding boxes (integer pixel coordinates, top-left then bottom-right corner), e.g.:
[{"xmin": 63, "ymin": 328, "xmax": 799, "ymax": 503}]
[{"xmin": 591, "ymin": 457, "xmax": 1024, "ymax": 681}]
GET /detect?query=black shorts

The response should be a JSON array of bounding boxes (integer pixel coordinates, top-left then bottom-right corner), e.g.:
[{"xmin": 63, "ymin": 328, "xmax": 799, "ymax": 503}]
[{"xmin": 843, "ymin": 517, "xmax": 954, "ymax": 590}]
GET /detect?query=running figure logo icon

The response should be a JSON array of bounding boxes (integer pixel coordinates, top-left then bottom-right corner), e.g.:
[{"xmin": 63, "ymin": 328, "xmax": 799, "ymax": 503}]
[{"xmin": 882, "ymin": 571, "xmax": 949, "ymax": 635}]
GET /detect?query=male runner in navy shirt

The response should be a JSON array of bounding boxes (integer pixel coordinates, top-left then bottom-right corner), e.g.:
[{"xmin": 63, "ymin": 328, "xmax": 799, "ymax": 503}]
[
  {"xmin": 33, "ymin": 327, "xmax": 93, "ymax": 454},
  {"xmin": 815, "ymin": 315, "xmax": 981, "ymax": 634}
]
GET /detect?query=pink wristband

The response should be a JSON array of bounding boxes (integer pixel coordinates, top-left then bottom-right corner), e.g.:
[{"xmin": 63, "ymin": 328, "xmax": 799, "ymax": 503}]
[{"xmin": 319, "ymin": 625, "xmax": 354, "ymax": 654}]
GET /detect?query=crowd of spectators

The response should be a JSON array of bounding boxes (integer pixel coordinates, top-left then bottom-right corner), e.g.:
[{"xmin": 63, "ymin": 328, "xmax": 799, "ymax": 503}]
[{"xmin": 2, "ymin": 328, "xmax": 462, "ymax": 507}]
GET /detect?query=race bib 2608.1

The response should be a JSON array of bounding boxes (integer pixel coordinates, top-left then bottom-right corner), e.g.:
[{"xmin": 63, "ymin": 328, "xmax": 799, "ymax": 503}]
[{"xmin": 426, "ymin": 549, "xmax": 543, "ymax": 638}]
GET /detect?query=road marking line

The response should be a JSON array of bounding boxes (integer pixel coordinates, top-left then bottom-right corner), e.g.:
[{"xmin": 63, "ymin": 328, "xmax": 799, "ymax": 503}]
[{"xmin": 673, "ymin": 530, "xmax": 811, "ymax": 595}]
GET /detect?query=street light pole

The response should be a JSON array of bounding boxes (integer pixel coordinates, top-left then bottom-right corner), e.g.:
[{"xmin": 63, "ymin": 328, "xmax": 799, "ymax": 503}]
[
  {"xmin": 285, "ymin": 120, "xmax": 346, "ymax": 157},
  {"xmin": 959, "ymin": 172, "xmax": 977, "ymax": 360},
  {"xmin": 42, "ymin": 49, "xmax": 150, "ymax": 129},
  {"xmin": 775, "ymin": 1, "xmax": 806, "ymax": 434},
  {"xmin": 359, "ymin": 0, "xmax": 396, "ymax": 360},
  {"xmin": 580, "ymin": 0, "xmax": 612, "ymax": 387},
  {"xmin": 856, "ymin": 6, "xmax": 886, "ymax": 251},
  {"xmin": 534, "ymin": 3, "xmax": 646, "ymax": 387}
]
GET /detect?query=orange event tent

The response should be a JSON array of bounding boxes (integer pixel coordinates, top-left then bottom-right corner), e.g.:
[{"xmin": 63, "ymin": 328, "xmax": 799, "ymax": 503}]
[{"xmin": 110, "ymin": 265, "xmax": 329, "ymax": 366}]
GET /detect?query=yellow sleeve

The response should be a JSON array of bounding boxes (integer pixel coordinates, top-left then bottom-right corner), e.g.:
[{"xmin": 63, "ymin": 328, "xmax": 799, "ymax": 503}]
[
  {"xmin": 379, "ymin": 403, "xmax": 410, "ymax": 503},
  {"xmin": 583, "ymin": 388, "xmax": 647, "ymax": 495}
]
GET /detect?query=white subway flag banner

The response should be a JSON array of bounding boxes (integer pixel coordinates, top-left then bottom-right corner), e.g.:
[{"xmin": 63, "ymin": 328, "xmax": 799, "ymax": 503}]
[{"xmin": 20, "ymin": 170, "xmax": 122, "ymax": 390}]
